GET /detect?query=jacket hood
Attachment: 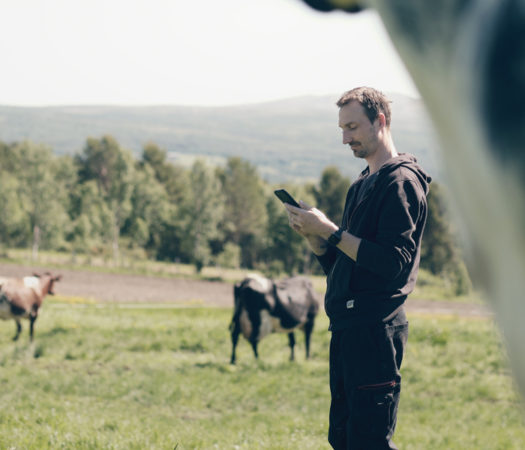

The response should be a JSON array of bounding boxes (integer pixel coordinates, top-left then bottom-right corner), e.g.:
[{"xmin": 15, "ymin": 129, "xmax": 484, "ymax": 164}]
[{"xmin": 360, "ymin": 153, "xmax": 432, "ymax": 194}]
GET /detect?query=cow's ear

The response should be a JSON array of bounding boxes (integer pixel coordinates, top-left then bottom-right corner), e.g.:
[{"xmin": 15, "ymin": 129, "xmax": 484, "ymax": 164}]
[{"xmin": 33, "ymin": 273, "xmax": 41, "ymax": 278}]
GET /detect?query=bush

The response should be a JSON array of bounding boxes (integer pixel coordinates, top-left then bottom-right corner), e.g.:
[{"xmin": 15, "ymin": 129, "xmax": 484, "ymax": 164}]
[{"xmin": 214, "ymin": 242, "xmax": 241, "ymax": 269}]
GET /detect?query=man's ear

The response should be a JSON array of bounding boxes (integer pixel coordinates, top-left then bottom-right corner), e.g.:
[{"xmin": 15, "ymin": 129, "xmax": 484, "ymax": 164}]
[{"xmin": 377, "ymin": 112, "xmax": 387, "ymax": 127}]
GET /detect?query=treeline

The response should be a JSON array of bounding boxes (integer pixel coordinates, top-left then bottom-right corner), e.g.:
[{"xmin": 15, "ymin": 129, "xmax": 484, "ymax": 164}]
[{"xmin": 0, "ymin": 136, "xmax": 468, "ymax": 292}]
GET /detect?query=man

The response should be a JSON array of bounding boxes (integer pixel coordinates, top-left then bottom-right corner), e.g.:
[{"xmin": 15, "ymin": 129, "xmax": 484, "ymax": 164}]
[{"xmin": 285, "ymin": 87, "xmax": 431, "ymax": 449}]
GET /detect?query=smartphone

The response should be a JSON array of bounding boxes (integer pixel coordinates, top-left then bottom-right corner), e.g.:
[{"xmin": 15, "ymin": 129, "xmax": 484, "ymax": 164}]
[{"xmin": 274, "ymin": 189, "xmax": 300, "ymax": 207}]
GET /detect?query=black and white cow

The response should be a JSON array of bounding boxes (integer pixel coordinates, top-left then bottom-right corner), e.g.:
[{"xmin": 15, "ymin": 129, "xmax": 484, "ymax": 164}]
[
  {"xmin": 299, "ymin": 0, "xmax": 525, "ymax": 397},
  {"xmin": 229, "ymin": 274, "xmax": 319, "ymax": 364}
]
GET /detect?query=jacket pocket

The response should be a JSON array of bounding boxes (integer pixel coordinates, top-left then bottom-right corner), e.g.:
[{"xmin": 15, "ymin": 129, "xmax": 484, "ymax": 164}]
[
  {"xmin": 350, "ymin": 264, "xmax": 384, "ymax": 294},
  {"xmin": 325, "ymin": 253, "xmax": 355, "ymax": 315}
]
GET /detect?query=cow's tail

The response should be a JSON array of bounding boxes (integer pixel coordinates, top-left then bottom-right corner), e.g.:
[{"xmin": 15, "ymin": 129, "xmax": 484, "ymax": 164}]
[
  {"xmin": 229, "ymin": 318, "xmax": 236, "ymax": 333},
  {"xmin": 229, "ymin": 301, "xmax": 244, "ymax": 332},
  {"xmin": 230, "ymin": 283, "xmax": 243, "ymax": 332}
]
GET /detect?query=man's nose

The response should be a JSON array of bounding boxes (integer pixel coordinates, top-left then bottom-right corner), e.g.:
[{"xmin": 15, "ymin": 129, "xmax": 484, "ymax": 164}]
[{"xmin": 342, "ymin": 129, "xmax": 352, "ymax": 144}]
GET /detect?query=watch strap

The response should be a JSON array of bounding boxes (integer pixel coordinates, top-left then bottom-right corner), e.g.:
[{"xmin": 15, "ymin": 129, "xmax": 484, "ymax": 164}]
[{"xmin": 327, "ymin": 227, "xmax": 343, "ymax": 246}]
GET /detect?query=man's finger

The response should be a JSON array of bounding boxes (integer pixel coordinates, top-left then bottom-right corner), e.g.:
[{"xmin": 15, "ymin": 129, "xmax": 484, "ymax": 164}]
[
  {"xmin": 299, "ymin": 200, "xmax": 312, "ymax": 209},
  {"xmin": 284, "ymin": 203, "xmax": 302, "ymax": 214}
]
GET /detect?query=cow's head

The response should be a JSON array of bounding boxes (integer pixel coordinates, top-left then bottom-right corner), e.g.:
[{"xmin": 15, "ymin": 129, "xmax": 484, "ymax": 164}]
[
  {"xmin": 33, "ymin": 272, "xmax": 62, "ymax": 295},
  {"xmin": 234, "ymin": 274, "xmax": 276, "ymax": 311}
]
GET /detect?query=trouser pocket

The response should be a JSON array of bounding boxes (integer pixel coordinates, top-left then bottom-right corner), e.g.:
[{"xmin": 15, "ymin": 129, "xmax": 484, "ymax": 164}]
[{"xmin": 353, "ymin": 381, "xmax": 400, "ymax": 438}]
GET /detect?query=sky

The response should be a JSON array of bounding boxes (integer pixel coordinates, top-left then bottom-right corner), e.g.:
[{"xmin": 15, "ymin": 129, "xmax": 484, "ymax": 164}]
[{"xmin": 0, "ymin": 0, "xmax": 419, "ymax": 107}]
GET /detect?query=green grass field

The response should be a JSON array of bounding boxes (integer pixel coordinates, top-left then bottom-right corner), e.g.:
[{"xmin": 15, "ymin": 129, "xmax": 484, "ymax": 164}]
[{"xmin": 0, "ymin": 299, "xmax": 524, "ymax": 449}]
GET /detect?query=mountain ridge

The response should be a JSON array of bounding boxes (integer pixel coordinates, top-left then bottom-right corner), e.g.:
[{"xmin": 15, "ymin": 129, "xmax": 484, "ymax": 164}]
[{"xmin": 0, "ymin": 93, "xmax": 443, "ymax": 182}]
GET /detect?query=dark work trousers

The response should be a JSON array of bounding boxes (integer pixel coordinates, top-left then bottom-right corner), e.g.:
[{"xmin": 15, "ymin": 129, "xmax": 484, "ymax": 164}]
[{"xmin": 328, "ymin": 308, "xmax": 409, "ymax": 450}]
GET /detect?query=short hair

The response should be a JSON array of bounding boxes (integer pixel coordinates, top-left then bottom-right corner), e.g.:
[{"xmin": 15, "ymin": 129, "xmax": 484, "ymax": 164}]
[{"xmin": 336, "ymin": 87, "xmax": 392, "ymax": 127}]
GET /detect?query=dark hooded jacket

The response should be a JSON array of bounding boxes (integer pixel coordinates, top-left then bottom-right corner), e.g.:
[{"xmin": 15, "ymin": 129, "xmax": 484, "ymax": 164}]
[{"xmin": 316, "ymin": 153, "xmax": 431, "ymax": 330}]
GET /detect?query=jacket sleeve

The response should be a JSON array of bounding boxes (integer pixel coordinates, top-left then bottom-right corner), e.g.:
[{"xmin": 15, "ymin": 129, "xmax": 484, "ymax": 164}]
[
  {"xmin": 356, "ymin": 179, "xmax": 426, "ymax": 280},
  {"xmin": 315, "ymin": 245, "xmax": 338, "ymax": 275}
]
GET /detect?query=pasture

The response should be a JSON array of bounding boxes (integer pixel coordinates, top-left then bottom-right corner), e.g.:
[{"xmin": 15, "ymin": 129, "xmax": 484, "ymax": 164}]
[{"xmin": 0, "ymin": 296, "xmax": 524, "ymax": 449}]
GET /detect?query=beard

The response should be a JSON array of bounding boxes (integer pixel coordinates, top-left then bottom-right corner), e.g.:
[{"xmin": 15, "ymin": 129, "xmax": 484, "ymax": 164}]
[
  {"xmin": 351, "ymin": 144, "xmax": 370, "ymax": 159},
  {"xmin": 350, "ymin": 133, "xmax": 379, "ymax": 159}
]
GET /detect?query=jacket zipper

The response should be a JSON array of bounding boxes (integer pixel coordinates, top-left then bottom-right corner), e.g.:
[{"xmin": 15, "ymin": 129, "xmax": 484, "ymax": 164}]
[
  {"xmin": 343, "ymin": 175, "xmax": 377, "ymax": 231},
  {"xmin": 326, "ymin": 174, "xmax": 377, "ymax": 314}
]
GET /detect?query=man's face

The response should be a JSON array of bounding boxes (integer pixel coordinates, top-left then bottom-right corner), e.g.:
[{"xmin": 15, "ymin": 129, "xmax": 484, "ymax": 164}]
[{"xmin": 338, "ymin": 101, "xmax": 380, "ymax": 159}]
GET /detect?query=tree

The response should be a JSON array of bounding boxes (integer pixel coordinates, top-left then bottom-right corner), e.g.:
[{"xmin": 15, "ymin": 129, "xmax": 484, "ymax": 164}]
[
  {"xmin": 68, "ymin": 180, "xmax": 113, "ymax": 255},
  {"xmin": 218, "ymin": 157, "xmax": 268, "ymax": 268},
  {"xmin": 75, "ymin": 136, "xmax": 135, "ymax": 263},
  {"xmin": 179, "ymin": 160, "xmax": 225, "ymax": 272},
  {"xmin": 141, "ymin": 142, "xmax": 189, "ymax": 204},
  {"xmin": 421, "ymin": 182, "xmax": 471, "ymax": 294},
  {"xmin": 420, "ymin": 183, "xmax": 456, "ymax": 274},
  {"xmin": 125, "ymin": 164, "xmax": 173, "ymax": 255},
  {"xmin": 6, "ymin": 141, "xmax": 69, "ymax": 258},
  {"xmin": 0, "ymin": 170, "xmax": 27, "ymax": 249},
  {"xmin": 310, "ymin": 166, "xmax": 350, "ymax": 226},
  {"xmin": 0, "ymin": 142, "xmax": 27, "ymax": 248}
]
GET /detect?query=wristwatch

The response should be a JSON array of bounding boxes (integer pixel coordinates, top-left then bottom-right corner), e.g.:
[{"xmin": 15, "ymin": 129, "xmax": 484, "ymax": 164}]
[{"xmin": 327, "ymin": 227, "xmax": 343, "ymax": 246}]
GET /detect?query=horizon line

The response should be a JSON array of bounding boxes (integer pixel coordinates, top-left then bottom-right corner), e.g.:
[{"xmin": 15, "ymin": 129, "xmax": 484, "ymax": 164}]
[{"xmin": 0, "ymin": 91, "xmax": 421, "ymax": 109}]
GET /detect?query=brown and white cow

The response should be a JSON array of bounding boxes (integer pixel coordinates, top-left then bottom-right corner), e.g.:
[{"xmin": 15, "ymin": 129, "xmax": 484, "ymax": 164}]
[
  {"xmin": 229, "ymin": 274, "xmax": 319, "ymax": 364},
  {"xmin": 0, "ymin": 272, "xmax": 61, "ymax": 341}
]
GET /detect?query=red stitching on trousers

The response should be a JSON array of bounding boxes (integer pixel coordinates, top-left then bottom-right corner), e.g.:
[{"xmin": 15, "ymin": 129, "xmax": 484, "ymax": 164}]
[{"xmin": 357, "ymin": 380, "xmax": 396, "ymax": 390}]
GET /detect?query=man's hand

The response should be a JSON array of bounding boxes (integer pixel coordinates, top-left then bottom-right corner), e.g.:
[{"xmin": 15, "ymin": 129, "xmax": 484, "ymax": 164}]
[
  {"xmin": 284, "ymin": 200, "xmax": 360, "ymax": 259},
  {"xmin": 285, "ymin": 200, "xmax": 337, "ymax": 256},
  {"xmin": 285, "ymin": 200, "xmax": 338, "ymax": 240}
]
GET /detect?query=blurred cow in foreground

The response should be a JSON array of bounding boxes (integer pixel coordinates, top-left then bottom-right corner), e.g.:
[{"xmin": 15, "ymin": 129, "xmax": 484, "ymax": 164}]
[
  {"xmin": 229, "ymin": 274, "xmax": 319, "ymax": 364},
  {"xmin": 0, "ymin": 272, "xmax": 61, "ymax": 341},
  {"xmin": 300, "ymin": 0, "xmax": 525, "ymax": 397}
]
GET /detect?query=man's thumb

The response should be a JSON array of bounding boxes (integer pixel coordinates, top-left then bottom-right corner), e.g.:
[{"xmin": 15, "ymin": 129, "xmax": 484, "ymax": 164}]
[{"xmin": 299, "ymin": 200, "xmax": 312, "ymax": 210}]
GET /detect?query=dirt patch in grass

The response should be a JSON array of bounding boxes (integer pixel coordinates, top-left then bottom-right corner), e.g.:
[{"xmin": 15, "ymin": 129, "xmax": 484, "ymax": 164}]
[
  {"xmin": 0, "ymin": 262, "xmax": 235, "ymax": 307},
  {"xmin": 0, "ymin": 262, "xmax": 492, "ymax": 316}
]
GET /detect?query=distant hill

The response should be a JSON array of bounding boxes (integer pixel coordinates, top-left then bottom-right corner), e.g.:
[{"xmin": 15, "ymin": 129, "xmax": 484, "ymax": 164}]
[{"xmin": 0, "ymin": 93, "xmax": 443, "ymax": 182}]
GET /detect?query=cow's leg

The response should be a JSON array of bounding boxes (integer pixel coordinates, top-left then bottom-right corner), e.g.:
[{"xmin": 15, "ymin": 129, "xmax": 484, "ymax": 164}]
[
  {"xmin": 250, "ymin": 333, "xmax": 259, "ymax": 359},
  {"xmin": 304, "ymin": 317, "xmax": 315, "ymax": 359},
  {"xmin": 230, "ymin": 318, "xmax": 241, "ymax": 364},
  {"xmin": 29, "ymin": 316, "xmax": 37, "ymax": 342},
  {"xmin": 250, "ymin": 340, "xmax": 259, "ymax": 359},
  {"xmin": 247, "ymin": 310, "xmax": 261, "ymax": 360},
  {"xmin": 288, "ymin": 332, "xmax": 296, "ymax": 361},
  {"xmin": 13, "ymin": 319, "xmax": 22, "ymax": 341}
]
